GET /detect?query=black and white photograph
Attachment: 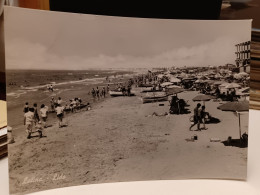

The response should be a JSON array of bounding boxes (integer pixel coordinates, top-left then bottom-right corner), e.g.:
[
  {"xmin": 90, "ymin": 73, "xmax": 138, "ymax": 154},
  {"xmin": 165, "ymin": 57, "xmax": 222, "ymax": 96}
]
[{"xmin": 5, "ymin": 7, "xmax": 251, "ymax": 195}]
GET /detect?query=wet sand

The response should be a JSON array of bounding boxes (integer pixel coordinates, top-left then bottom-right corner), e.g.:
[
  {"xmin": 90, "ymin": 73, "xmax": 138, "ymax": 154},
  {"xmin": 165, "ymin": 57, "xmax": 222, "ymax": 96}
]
[{"xmin": 8, "ymin": 89, "xmax": 248, "ymax": 195}]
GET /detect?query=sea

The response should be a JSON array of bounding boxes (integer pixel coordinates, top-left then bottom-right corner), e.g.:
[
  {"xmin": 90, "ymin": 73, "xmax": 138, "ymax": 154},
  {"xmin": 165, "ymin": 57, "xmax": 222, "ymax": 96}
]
[{"xmin": 6, "ymin": 69, "xmax": 136, "ymax": 128}]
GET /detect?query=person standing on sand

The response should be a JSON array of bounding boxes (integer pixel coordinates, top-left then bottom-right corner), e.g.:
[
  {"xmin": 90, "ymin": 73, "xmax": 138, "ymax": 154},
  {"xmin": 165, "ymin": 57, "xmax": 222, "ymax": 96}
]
[
  {"xmin": 91, "ymin": 88, "xmax": 96, "ymax": 99},
  {"xmin": 50, "ymin": 97, "xmax": 55, "ymax": 112},
  {"xmin": 189, "ymin": 103, "xmax": 201, "ymax": 131},
  {"xmin": 50, "ymin": 84, "xmax": 53, "ymax": 92},
  {"xmin": 107, "ymin": 84, "xmax": 110, "ymax": 93},
  {"xmin": 24, "ymin": 107, "xmax": 35, "ymax": 139},
  {"xmin": 40, "ymin": 104, "xmax": 48, "ymax": 128},
  {"xmin": 96, "ymin": 87, "xmax": 100, "ymax": 100},
  {"xmin": 55, "ymin": 104, "xmax": 64, "ymax": 128},
  {"xmin": 102, "ymin": 87, "xmax": 106, "ymax": 98}
]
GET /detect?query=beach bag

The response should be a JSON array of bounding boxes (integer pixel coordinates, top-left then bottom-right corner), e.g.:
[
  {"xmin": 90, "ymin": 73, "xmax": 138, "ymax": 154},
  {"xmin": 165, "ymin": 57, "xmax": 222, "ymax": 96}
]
[{"xmin": 189, "ymin": 115, "xmax": 194, "ymax": 122}]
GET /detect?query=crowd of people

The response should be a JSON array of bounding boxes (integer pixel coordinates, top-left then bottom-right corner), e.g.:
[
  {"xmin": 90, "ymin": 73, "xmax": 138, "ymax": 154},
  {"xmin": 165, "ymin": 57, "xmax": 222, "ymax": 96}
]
[
  {"xmin": 23, "ymin": 95, "xmax": 91, "ymax": 139},
  {"xmin": 90, "ymin": 85, "xmax": 109, "ymax": 100}
]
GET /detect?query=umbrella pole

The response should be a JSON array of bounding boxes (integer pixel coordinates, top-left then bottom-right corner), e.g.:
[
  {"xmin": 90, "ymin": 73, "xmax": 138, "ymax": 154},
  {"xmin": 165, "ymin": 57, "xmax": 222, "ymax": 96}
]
[{"xmin": 238, "ymin": 112, "xmax": 242, "ymax": 144}]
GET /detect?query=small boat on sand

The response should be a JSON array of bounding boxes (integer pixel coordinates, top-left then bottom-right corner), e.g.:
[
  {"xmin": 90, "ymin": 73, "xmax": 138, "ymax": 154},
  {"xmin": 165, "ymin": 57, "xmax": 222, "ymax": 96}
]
[
  {"xmin": 109, "ymin": 90, "xmax": 135, "ymax": 97},
  {"xmin": 142, "ymin": 92, "xmax": 168, "ymax": 103}
]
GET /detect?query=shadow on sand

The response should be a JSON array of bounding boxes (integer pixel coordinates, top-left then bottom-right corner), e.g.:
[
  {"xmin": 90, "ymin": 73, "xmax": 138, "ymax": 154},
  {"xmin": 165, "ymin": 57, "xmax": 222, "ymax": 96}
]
[
  {"xmin": 206, "ymin": 116, "xmax": 221, "ymax": 124},
  {"xmin": 222, "ymin": 138, "xmax": 248, "ymax": 148}
]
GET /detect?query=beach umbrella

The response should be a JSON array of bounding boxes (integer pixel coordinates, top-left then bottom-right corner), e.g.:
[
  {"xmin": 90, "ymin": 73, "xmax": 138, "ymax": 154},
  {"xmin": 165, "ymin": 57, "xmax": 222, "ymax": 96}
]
[
  {"xmin": 161, "ymin": 82, "xmax": 173, "ymax": 87},
  {"xmin": 195, "ymin": 79, "xmax": 206, "ymax": 83},
  {"xmin": 192, "ymin": 94, "xmax": 215, "ymax": 105},
  {"xmin": 219, "ymin": 82, "xmax": 229, "ymax": 88},
  {"xmin": 167, "ymin": 85, "xmax": 181, "ymax": 89},
  {"xmin": 166, "ymin": 87, "xmax": 185, "ymax": 95},
  {"xmin": 157, "ymin": 74, "xmax": 164, "ymax": 79},
  {"xmin": 214, "ymin": 74, "xmax": 221, "ymax": 79},
  {"xmin": 214, "ymin": 81, "xmax": 225, "ymax": 85},
  {"xmin": 217, "ymin": 101, "xmax": 249, "ymax": 142},
  {"xmin": 225, "ymin": 83, "xmax": 241, "ymax": 89},
  {"xmin": 204, "ymin": 80, "xmax": 215, "ymax": 85},
  {"xmin": 238, "ymin": 72, "xmax": 248, "ymax": 77},
  {"xmin": 169, "ymin": 77, "xmax": 181, "ymax": 83}
]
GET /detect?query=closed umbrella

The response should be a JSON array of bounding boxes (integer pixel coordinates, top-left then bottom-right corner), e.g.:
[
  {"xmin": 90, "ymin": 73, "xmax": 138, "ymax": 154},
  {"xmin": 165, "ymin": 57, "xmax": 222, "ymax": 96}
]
[{"xmin": 217, "ymin": 101, "xmax": 249, "ymax": 143}]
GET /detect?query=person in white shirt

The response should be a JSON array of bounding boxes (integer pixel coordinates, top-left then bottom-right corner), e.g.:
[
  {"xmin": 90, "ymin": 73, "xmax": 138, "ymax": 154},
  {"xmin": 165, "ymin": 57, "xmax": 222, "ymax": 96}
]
[
  {"xmin": 55, "ymin": 104, "xmax": 64, "ymax": 128},
  {"xmin": 40, "ymin": 104, "xmax": 48, "ymax": 128},
  {"xmin": 24, "ymin": 107, "xmax": 35, "ymax": 139}
]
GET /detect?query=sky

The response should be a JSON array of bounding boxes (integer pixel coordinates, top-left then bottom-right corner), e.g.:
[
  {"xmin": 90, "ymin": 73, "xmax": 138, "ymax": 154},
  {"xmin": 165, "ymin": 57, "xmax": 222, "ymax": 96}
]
[{"xmin": 4, "ymin": 6, "xmax": 252, "ymax": 70}]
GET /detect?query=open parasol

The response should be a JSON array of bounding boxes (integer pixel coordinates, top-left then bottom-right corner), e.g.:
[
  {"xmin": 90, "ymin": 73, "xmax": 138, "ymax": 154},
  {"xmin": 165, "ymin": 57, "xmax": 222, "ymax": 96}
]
[
  {"xmin": 166, "ymin": 87, "xmax": 185, "ymax": 95},
  {"xmin": 169, "ymin": 77, "xmax": 181, "ymax": 83},
  {"xmin": 213, "ymin": 81, "xmax": 225, "ymax": 85},
  {"xmin": 217, "ymin": 101, "xmax": 249, "ymax": 143},
  {"xmin": 225, "ymin": 83, "xmax": 241, "ymax": 89},
  {"xmin": 192, "ymin": 94, "xmax": 215, "ymax": 105},
  {"xmin": 161, "ymin": 82, "xmax": 173, "ymax": 87}
]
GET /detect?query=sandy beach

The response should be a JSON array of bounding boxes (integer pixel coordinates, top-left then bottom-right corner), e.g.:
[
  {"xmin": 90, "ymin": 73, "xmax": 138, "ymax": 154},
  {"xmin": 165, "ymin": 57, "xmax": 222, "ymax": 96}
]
[{"xmin": 8, "ymin": 87, "xmax": 248, "ymax": 195}]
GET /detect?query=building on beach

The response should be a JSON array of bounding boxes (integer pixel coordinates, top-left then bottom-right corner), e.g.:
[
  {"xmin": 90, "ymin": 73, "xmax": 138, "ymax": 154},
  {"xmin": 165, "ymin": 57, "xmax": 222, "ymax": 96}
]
[{"xmin": 235, "ymin": 41, "xmax": 251, "ymax": 73}]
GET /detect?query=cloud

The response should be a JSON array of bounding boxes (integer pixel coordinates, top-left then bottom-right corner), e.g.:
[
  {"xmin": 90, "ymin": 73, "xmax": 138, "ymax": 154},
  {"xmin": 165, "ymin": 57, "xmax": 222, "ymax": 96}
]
[{"xmin": 5, "ymin": 36, "xmax": 238, "ymax": 70}]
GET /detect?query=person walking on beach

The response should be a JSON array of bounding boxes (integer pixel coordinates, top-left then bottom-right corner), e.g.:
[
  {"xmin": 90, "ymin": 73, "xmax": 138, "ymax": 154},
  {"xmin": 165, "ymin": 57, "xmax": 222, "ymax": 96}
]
[
  {"xmin": 24, "ymin": 107, "xmax": 35, "ymax": 139},
  {"xmin": 200, "ymin": 105, "xmax": 208, "ymax": 130},
  {"xmin": 189, "ymin": 103, "xmax": 201, "ymax": 131},
  {"xmin": 55, "ymin": 104, "xmax": 64, "ymax": 128},
  {"xmin": 23, "ymin": 102, "xmax": 29, "ymax": 113},
  {"xmin": 40, "ymin": 104, "xmax": 48, "ymax": 128},
  {"xmin": 33, "ymin": 103, "xmax": 40, "ymax": 125},
  {"xmin": 35, "ymin": 121, "xmax": 43, "ymax": 138}
]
